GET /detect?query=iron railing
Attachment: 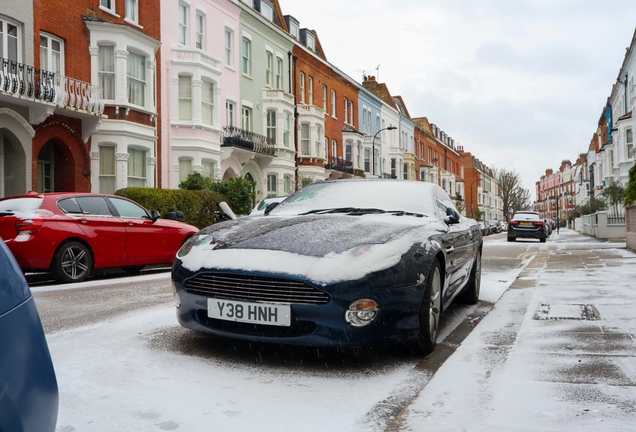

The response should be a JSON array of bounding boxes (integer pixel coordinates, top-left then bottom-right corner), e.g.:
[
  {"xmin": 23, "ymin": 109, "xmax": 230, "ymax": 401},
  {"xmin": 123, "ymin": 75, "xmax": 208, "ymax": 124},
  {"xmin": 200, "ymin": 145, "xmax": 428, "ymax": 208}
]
[
  {"xmin": 1, "ymin": 57, "xmax": 104, "ymax": 115},
  {"xmin": 222, "ymin": 126, "xmax": 276, "ymax": 156},
  {"xmin": 324, "ymin": 156, "xmax": 353, "ymax": 174}
]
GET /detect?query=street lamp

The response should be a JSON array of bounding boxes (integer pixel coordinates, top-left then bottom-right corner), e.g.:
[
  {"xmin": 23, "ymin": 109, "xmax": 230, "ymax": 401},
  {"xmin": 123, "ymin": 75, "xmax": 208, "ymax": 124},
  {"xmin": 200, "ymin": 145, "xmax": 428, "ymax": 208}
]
[{"xmin": 372, "ymin": 125, "xmax": 396, "ymax": 176}]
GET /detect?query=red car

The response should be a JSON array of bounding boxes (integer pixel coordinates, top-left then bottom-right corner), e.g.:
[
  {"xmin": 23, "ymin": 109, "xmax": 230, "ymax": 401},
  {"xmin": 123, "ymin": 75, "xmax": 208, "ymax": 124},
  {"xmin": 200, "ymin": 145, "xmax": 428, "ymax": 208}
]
[{"xmin": 0, "ymin": 192, "xmax": 199, "ymax": 283}]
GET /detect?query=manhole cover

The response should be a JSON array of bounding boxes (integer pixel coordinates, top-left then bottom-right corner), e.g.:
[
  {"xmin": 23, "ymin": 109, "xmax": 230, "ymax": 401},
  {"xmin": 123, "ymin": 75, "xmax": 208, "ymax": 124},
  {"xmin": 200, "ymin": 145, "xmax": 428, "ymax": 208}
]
[{"xmin": 533, "ymin": 303, "xmax": 600, "ymax": 320}]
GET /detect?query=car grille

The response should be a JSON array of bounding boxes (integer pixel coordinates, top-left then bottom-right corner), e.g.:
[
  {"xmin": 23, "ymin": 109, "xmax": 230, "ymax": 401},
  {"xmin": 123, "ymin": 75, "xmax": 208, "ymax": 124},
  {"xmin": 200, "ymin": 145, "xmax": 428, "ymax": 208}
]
[{"xmin": 184, "ymin": 273, "xmax": 330, "ymax": 305}]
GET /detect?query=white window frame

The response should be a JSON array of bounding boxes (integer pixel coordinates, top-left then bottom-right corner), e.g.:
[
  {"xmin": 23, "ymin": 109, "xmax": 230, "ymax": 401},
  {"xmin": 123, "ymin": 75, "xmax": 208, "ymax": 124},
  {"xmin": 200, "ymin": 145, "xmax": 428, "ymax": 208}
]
[
  {"xmin": 178, "ymin": 3, "xmax": 188, "ymax": 45},
  {"xmin": 226, "ymin": 101, "xmax": 235, "ymax": 127},
  {"xmin": 290, "ymin": 22, "xmax": 299, "ymax": 39},
  {"xmin": 39, "ymin": 33, "xmax": 64, "ymax": 76},
  {"xmin": 195, "ymin": 12, "xmax": 205, "ymax": 50},
  {"xmin": 307, "ymin": 76, "xmax": 313, "ymax": 105},
  {"xmin": 224, "ymin": 28, "xmax": 233, "ymax": 67},
  {"xmin": 99, "ymin": 145, "xmax": 116, "ymax": 194},
  {"xmin": 201, "ymin": 80, "xmax": 214, "ymax": 126},
  {"xmin": 179, "ymin": 158, "xmax": 193, "ymax": 183},
  {"xmin": 125, "ymin": 0, "xmax": 139, "ymax": 25},
  {"xmin": 331, "ymin": 89, "xmax": 336, "ymax": 118},
  {"xmin": 276, "ymin": 57, "xmax": 283, "ymax": 89},
  {"xmin": 299, "ymin": 72, "xmax": 305, "ymax": 104},
  {"xmin": 627, "ymin": 128, "xmax": 634, "ymax": 158},
  {"xmin": 267, "ymin": 173, "xmax": 277, "ymax": 196},
  {"xmin": 99, "ymin": 0, "xmax": 117, "ymax": 15},
  {"xmin": 98, "ymin": 44, "xmax": 115, "ymax": 100},
  {"xmin": 241, "ymin": 106, "xmax": 251, "ymax": 131},
  {"xmin": 127, "ymin": 51, "xmax": 146, "ymax": 107},
  {"xmin": 265, "ymin": 51, "xmax": 273, "ymax": 87},
  {"xmin": 283, "ymin": 113, "xmax": 291, "ymax": 147},
  {"xmin": 178, "ymin": 75, "xmax": 192, "ymax": 121},
  {"xmin": 300, "ymin": 123, "xmax": 310, "ymax": 155},
  {"xmin": 0, "ymin": 18, "xmax": 21, "ymax": 62},
  {"xmin": 260, "ymin": 2, "xmax": 273, "ymax": 21},
  {"xmin": 344, "ymin": 98, "xmax": 348, "ymax": 125},
  {"xmin": 322, "ymin": 85, "xmax": 327, "ymax": 110},
  {"xmin": 266, "ymin": 109, "xmax": 277, "ymax": 144},
  {"xmin": 127, "ymin": 147, "xmax": 147, "ymax": 187},
  {"xmin": 241, "ymin": 37, "xmax": 251, "ymax": 76}
]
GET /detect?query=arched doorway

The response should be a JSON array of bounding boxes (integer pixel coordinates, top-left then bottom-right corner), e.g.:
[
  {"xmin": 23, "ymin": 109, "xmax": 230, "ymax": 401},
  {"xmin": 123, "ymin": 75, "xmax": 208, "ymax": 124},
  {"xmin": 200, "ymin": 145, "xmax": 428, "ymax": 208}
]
[
  {"xmin": 244, "ymin": 172, "xmax": 256, "ymax": 208},
  {"xmin": 1, "ymin": 129, "xmax": 27, "ymax": 197},
  {"xmin": 36, "ymin": 139, "xmax": 76, "ymax": 193}
]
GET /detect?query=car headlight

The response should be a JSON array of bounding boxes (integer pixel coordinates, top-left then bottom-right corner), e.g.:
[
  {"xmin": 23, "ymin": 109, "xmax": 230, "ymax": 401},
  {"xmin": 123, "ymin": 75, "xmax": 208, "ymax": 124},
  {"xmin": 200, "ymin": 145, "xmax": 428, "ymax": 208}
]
[
  {"xmin": 177, "ymin": 234, "xmax": 212, "ymax": 258},
  {"xmin": 345, "ymin": 299, "xmax": 379, "ymax": 327}
]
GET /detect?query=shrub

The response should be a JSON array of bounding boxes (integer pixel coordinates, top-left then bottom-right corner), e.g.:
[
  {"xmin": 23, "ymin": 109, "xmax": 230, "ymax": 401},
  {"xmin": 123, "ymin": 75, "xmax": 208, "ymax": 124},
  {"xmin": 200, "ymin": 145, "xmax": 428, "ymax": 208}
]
[
  {"xmin": 115, "ymin": 187, "xmax": 227, "ymax": 229},
  {"xmin": 179, "ymin": 173, "xmax": 255, "ymax": 216},
  {"xmin": 624, "ymin": 163, "xmax": 636, "ymax": 206}
]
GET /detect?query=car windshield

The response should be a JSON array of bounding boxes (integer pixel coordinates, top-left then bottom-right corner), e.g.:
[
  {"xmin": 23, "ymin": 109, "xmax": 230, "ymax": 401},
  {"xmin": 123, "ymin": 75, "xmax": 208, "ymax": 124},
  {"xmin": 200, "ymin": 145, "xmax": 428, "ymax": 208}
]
[
  {"xmin": 269, "ymin": 180, "xmax": 438, "ymax": 216},
  {"xmin": 0, "ymin": 198, "xmax": 44, "ymax": 215}
]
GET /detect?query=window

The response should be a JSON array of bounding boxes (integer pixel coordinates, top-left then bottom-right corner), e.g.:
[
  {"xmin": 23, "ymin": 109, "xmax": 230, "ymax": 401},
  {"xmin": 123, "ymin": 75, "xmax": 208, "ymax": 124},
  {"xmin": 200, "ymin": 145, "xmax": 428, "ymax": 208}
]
[
  {"xmin": 201, "ymin": 80, "xmax": 214, "ymax": 125},
  {"xmin": 289, "ymin": 22, "xmax": 299, "ymax": 39},
  {"xmin": 627, "ymin": 129, "xmax": 634, "ymax": 157},
  {"xmin": 266, "ymin": 110, "xmax": 276, "ymax": 144},
  {"xmin": 315, "ymin": 126, "xmax": 322, "ymax": 157},
  {"xmin": 300, "ymin": 123, "xmax": 310, "ymax": 155},
  {"xmin": 178, "ymin": 75, "xmax": 192, "ymax": 120},
  {"xmin": 345, "ymin": 142, "xmax": 352, "ymax": 162},
  {"xmin": 331, "ymin": 89, "xmax": 336, "ymax": 117},
  {"xmin": 403, "ymin": 163, "xmax": 408, "ymax": 180},
  {"xmin": 127, "ymin": 51, "xmax": 146, "ymax": 106},
  {"xmin": 0, "ymin": 19, "xmax": 19, "ymax": 62},
  {"xmin": 178, "ymin": 3, "xmax": 188, "ymax": 45},
  {"xmin": 98, "ymin": 45, "xmax": 115, "ymax": 100},
  {"xmin": 276, "ymin": 58, "xmax": 283, "ymax": 89},
  {"xmin": 179, "ymin": 159, "xmax": 192, "ymax": 183},
  {"xmin": 391, "ymin": 159, "xmax": 396, "ymax": 178},
  {"xmin": 99, "ymin": 146, "xmax": 116, "ymax": 194},
  {"xmin": 241, "ymin": 37, "xmax": 251, "ymax": 75},
  {"xmin": 195, "ymin": 13, "xmax": 204, "ymax": 49},
  {"xmin": 364, "ymin": 149, "xmax": 370, "ymax": 172},
  {"xmin": 224, "ymin": 28, "xmax": 233, "ymax": 66},
  {"xmin": 202, "ymin": 160, "xmax": 214, "ymax": 178},
  {"xmin": 350, "ymin": 101, "xmax": 354, "ymax": 125},
  {"xmin": 241, "ymin": 106, "xmax": 251, "ymax": 131},
  {"xmin": 331, "ymin": 140, "xmax": 337, "ymax": 160},
  {"xmin": 127, "ymin": 148, "xmax": 146, "ymax": 187},
  {"xmin": 266, "ymin": 52, "xmax": 273, "ymax": 87},
  {"xmin": 306, "ymin": 33, "xmax": 315, "ymax": 52},
  {"xmin": 110, "ymin": 198, "xmax": 150, "ymax": 219},
  {"xmin": 322, "ymin": 85, "xmax": 327, "ymax": 110},
  {"xmin": 284, "ymin": 175, "xmax": 293, "ymax": 194},
  {"xmin": 226, "ymin": 101, "xmax": 235, "ymax": 127},
  {"xmin": 125, "ymin": 0, "xmax": 138, "ymax": 24},
  {"xmin": 267, "ymin": 174, "xmax": 277, "ymax": 196},
  {"xmin": 39, "ymin": 34, "xmax": 63, "ymax": 75},
  {"xmin": 100, "ymin": 0, "xmax": 115, "ymax": 13},
  {"xmin": 283, "ymin": 113, "xmax": 291, "ymax": 147},
  {"xmin": 344, "ymin": 98, "xmax": 348, "ymax": 124},
  {"xmin": 260, "ymin": 1, "xmax": 273, "ymax": 21},
  {"xmin": 299, "ymin": 72, "xmax": 305, "ymax": 103}
]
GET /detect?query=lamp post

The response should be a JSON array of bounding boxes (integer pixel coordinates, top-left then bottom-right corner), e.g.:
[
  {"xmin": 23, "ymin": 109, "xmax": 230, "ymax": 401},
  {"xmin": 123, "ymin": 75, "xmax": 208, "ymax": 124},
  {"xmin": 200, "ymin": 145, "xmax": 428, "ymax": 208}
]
[{"xmin": 372, "ymin": 125, "xmax": 396, "ymax": 177}]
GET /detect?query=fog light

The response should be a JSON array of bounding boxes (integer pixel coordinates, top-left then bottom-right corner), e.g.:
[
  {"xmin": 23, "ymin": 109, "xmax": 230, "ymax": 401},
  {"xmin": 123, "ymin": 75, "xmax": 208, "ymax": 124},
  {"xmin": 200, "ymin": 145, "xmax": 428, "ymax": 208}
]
[
  {"xmin": 345, "ymin": 299, "xmax": 379, "ymax": 327},
  {"xmin": 172, "ymin": 283, "xmax": 181, "ymax": 308}
]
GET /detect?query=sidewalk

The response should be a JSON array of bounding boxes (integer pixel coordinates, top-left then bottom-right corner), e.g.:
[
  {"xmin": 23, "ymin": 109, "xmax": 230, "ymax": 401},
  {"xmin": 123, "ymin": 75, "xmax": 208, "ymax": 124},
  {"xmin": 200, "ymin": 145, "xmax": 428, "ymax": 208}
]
[{"xmin": 392, "ymin": 229, "xmax": 636, "ymax": 431}]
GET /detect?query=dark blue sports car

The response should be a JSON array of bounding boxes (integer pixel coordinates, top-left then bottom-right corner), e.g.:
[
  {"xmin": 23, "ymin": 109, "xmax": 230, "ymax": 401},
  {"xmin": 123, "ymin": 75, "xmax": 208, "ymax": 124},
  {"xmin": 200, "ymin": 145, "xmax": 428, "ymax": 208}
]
[
  {"xmin": 172, "ymin": 180, "xmax": 482, "ymax": 354},
  {"xmin": 0, "ymin": 241, "xmax": 58, "ymax": 431}
]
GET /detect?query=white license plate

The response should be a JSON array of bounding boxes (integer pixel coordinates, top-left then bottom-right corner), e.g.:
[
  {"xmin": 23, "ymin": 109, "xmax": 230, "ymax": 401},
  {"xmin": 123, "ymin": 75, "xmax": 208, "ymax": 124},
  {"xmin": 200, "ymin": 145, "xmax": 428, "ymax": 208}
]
[{"xmin": 208, "ymin": 299, "xmax": 291, "ymax": 327}]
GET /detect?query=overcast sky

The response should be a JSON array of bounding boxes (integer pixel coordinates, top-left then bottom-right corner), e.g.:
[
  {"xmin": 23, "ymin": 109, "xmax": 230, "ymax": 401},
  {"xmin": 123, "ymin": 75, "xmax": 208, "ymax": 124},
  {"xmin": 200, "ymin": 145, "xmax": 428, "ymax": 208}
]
[{"xmin": 282, "ymin": 0, "xmax": 636, "ymax": 199}]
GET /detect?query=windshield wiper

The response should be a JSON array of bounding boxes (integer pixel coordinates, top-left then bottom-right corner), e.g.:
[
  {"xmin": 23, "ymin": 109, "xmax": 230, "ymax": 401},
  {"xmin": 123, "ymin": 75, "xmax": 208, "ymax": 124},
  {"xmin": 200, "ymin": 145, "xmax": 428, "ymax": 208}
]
[
  {"xmin": 0, "ymin": 212, "xmax": 15, "ymax": 217},
  {"xmin": 299, "ymin": 207, "xmax": 387, "ymax": 216},
  {"xmin": 385, "ymin": 210, "xmax": 426, "ymax": 218}
]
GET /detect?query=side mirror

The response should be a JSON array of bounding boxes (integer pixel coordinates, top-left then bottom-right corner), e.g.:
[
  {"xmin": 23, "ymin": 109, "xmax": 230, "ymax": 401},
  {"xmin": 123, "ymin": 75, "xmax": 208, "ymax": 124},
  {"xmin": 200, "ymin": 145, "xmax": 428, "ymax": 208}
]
[
  {"xmin": 150, "ymin": 210, "xmax": 160, "ymax": 222},
  {"xmin": 219, "ymin": 202, "xmax": 237, "ymax": 221},
  {"xmin": 445, "ymin": 207, "xmax": 460, "ymax": 225},
  {"xmin": 264, "ymin": 201, "xmax": 280, "ymax": 216}
]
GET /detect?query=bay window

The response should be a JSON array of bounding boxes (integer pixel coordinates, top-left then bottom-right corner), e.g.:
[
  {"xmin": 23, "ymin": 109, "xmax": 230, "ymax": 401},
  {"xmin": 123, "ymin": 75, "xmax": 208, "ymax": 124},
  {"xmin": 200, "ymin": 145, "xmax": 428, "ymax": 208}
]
[
  {"xmin": 201, "ymin": 80, "xmax": 214, "ymax": 125},
  {"xmin": 99, "ymin": 146, "xmax": 116, "ymax": 194},
  {"xmin": 98, "ymin": 45, "xmax": 115, "ymax": 100},
  {"xmin": 267, "ymin": 174, "xmax": 277, "ymax": 196},
  {"xmin": 178, "ymin": 75, "xmax": 192, "ymax": 120},
  {"xmin": 127, "ymin": 51, "xmax": 146, "ymax": 107},
  {"xmin": 266, "ymin": 110, "xmax": 276, "ymax": 144},
  {"xmin": 127, "ymin": 148, "xmax": 146, "ymax": 187},
  {"xmin": 300, "ymin": 123, "xmax": 310, "ymax": 155}
]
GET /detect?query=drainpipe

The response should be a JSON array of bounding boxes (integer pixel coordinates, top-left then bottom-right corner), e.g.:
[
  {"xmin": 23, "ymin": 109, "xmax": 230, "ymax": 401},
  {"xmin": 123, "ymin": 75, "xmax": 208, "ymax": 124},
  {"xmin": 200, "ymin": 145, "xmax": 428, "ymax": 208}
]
[{"xmin": 291, "ymin": 52, "xmax": 299, "ymax": 189}]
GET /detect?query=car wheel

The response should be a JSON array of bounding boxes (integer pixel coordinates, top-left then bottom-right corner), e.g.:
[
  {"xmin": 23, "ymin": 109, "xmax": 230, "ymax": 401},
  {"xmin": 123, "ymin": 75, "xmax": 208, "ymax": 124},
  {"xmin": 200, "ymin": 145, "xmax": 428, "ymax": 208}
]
[
  {"xmin": 507, "ymin": 237, "xmax": 515, "ymax": 242},
  {"xmin": 540, "ymin": 236, "xmax": 546, "ymax": 243},
  {"xmin": 411, "ymin": 259, "xmax": 442, "ymax": 355},
  {"xmin": 123, "ymin": 265, "xmax": 145, "ymax": 276},
  {"xmin": 458, "ymin": 250, "xmax": 481, "ymax": 304},
  {"xmin": 52, "ymin": 241, "xmax": 93, "ymax": 283}
]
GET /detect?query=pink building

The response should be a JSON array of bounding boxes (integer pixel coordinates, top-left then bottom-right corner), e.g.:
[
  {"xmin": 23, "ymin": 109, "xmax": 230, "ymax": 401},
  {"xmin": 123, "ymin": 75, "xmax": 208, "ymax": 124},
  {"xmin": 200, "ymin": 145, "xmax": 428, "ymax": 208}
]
[{"xmin": 160, "ymin": 0, "xmax": 241, "ymax": 188}]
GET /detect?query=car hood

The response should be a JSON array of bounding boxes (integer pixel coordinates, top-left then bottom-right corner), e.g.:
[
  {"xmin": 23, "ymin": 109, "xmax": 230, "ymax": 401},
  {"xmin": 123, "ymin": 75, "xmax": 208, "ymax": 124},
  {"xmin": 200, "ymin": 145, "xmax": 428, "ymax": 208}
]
[{"xmin": 175, "ymin": 214, "xmax": 447, "ymax": 285}]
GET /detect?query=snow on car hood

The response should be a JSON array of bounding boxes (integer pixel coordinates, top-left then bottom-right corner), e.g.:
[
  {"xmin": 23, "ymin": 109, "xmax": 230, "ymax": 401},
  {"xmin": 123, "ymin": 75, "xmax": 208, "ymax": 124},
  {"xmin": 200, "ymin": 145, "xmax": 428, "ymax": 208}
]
[{"xmin": 176, "ymin": 214, "xmax": 445, "ymax": 285}]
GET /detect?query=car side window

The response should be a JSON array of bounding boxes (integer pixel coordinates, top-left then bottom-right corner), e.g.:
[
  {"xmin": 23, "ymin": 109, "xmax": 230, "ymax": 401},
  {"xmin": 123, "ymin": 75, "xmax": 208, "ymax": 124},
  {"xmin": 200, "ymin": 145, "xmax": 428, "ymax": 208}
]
[
  {"xmin": 109, "ymin": 197, "xmax": 150, "ymax": 219},
  {"xmin": 58, "ymin": 198, "xmax": 83, "ymax": 214},
  {"xmin": 76, "ymin": 197, "xmax": 113, "ymax": 216}
]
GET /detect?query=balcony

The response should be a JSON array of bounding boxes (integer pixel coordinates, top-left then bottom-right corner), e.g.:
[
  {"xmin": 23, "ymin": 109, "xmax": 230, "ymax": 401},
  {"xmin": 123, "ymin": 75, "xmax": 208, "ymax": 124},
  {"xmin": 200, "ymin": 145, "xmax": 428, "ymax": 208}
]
[
  {"xmin": 296, "ymin": 103, "xmax": 325, "ymax": 118},
  {"xmin": 324, "ymin": 156, "xmax": 353, "ymax": 174},
  {"xmin": 222, "ymin": 126, "xmax": 276, "ymax": 156},
  {"xmin": 263, "ymin": 89, "xmax": 294, "ymax": 106},
  {"xmin": 172, "ymin": 47, "xmax": 221, "ymax": 73},
  {"xmin": 1, "ymin": 57, "xmax": 104, "ymax": 116}
]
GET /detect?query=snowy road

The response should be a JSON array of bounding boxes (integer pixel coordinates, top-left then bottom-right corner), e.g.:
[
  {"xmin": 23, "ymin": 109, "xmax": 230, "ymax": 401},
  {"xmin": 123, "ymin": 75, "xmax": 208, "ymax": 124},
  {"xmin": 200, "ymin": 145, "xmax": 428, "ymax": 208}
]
[{"xmin": 34, "ymin": 233, "xmax": 537, "ymax": 432}]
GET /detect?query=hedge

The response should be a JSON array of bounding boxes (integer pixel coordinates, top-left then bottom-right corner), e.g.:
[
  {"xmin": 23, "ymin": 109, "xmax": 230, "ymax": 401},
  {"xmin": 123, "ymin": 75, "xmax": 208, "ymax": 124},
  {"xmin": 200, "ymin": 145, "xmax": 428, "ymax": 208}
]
[{"xmin": 115, "ymin": 187, "xmax": 227, "ymax": 229}]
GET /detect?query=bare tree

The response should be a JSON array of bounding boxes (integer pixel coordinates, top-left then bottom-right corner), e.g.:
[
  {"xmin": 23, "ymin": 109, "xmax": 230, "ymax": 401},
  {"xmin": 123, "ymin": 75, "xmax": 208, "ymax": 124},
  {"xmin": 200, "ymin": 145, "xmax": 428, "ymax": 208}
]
[{"xmin": 494, "ymin": 168, "xmax": 532, "ymax": 221}]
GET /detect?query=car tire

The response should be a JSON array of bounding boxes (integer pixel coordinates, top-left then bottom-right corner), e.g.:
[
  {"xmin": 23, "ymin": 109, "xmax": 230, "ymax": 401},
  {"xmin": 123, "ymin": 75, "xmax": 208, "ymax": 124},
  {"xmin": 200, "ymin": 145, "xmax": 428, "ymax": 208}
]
[
  {"xmin": 540, "ymin": 236, "xmax": 546, "ymax": 243},
  {"xmin": 458, "ymin": 250, "xmax": 481, "ymax": 304},
  {"xmin": 52, "ymin": 241, "xmax": 93, "ymax": 283},
  {"xmin": 410, "ymin": 259, "xmax": 442, "ymax": 355},
  {"xmin": 507, "ymin": 237, "xmax": 515, "ymax": 242},
  {"xmin": 123, "ymin": 265, "xmax": 145, "ymax": 276}
]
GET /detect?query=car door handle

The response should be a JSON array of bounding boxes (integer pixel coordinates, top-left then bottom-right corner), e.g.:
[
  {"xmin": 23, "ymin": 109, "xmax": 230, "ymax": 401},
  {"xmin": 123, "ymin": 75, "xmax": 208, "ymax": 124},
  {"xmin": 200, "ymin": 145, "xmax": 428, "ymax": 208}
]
[{"xmin": 445, "ymin": 246, "xmax": 454, "ymax": 254}]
